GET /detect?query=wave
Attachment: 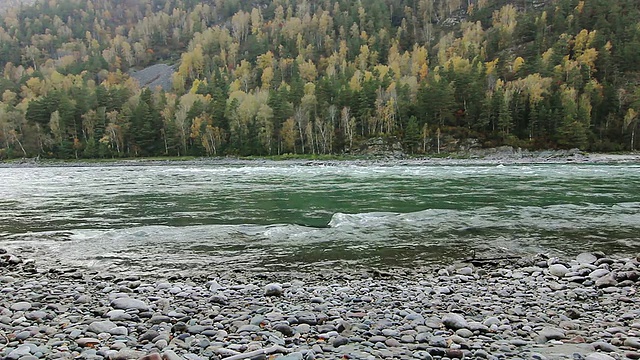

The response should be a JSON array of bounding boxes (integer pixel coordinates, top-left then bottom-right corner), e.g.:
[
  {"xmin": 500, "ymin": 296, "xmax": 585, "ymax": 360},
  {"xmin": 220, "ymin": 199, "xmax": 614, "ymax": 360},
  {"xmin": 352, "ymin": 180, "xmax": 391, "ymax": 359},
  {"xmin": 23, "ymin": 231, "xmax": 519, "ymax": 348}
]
[
  {"xmin": 328, "ymin": 202, "xmax": 640, "ymax": 231},
  {"xmin": 327, "ymin": 211, "xmax": 399, "ymax": 227},
  {"xmin": 3, "ymin": 202, "xmax": 640, "ymax": 274}
]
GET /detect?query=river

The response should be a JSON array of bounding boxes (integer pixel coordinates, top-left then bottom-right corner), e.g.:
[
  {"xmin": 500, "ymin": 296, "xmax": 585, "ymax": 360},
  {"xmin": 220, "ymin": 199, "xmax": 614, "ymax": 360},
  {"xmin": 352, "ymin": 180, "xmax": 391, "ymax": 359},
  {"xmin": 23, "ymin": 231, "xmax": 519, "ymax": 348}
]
[{"xmin": 1, "ymin": 162, "xmax": 639, "ymax": 274}]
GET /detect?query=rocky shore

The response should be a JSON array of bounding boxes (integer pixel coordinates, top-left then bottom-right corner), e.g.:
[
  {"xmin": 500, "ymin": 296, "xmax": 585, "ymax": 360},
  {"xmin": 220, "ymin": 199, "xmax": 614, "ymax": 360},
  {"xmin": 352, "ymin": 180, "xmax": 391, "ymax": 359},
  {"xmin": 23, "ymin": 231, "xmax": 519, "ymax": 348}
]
[
  {"xmin": 2, "ymin": 149, "xmax": 640, "ymax": 168},
  {"xmin": 1, "ymin": 249, "xmax": 639, "ymax": 360}
]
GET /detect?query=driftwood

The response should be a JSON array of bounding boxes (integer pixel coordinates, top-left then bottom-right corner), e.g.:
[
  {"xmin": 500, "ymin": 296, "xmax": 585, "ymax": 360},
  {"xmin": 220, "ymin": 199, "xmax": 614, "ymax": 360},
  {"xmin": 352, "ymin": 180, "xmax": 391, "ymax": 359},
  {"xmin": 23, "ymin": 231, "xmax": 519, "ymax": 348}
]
[
  {"xmin": 221, "ymin": 345, "xmax": 291, "ymax": 360},
  {"xmin": 214, "ymin": 348, "xmax": 241, "ymax": 357},
  {"xmin": 0, "ymin": 330, "xmax": 7, "ymax": 351}
]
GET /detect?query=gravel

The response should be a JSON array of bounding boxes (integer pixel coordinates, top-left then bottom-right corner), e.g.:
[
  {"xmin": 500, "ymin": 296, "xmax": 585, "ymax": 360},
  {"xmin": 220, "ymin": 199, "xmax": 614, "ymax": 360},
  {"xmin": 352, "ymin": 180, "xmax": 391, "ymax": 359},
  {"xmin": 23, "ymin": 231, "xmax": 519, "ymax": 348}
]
[{"xmin": 0, "ymin": 250, "xmax": 638, "ymax": 360}]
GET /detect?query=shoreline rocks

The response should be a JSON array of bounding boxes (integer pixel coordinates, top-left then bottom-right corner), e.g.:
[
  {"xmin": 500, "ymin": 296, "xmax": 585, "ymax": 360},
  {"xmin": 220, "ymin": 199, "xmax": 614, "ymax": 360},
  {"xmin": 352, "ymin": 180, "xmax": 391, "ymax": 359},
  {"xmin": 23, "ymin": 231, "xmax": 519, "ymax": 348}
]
[
  {"xmin": 2, "ymin": 150, "xmax": 640, "ymax": 169},
  {"xmin": 0, "ymin": 250, "xmax": 639, "ymax": 360}
]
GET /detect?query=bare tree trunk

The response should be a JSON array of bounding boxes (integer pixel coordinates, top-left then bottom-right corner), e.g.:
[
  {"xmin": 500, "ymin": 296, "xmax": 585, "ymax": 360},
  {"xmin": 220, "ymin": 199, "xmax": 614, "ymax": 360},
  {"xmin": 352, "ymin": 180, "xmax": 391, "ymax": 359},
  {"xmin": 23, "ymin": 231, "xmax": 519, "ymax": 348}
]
[
  {"xmin": 422, "ymin": 124, "xmax": 428, "ymax": 153},
  {"xmin": 181, "ymin": 127, "xmax": 188, "ymax": 155},
  {"xmin": 162, "ymin": 129, "xmax": 169, "ymax": 155},
  {"xmin": 13, "ymin": 136, "xmax": 27, "ymax": 157},
  {"xmin": 294, "ymin": 107, "xmax": 307, "ymax": 154},
  {"xmin": 114, "ymin": 131, "xmax": 121, "ymax": 155},
  {"xmin": 298, "ymin": 125, "xmax": 305, "ymax": 153}
]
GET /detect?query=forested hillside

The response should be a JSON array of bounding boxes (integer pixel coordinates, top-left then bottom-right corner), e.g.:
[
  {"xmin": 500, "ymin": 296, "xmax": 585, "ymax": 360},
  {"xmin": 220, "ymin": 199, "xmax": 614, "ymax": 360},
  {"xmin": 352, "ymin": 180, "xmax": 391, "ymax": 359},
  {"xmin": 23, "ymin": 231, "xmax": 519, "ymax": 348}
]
[
  {"xmin": 0, "ymin": 0, "xmax": 639, "ymax": 159},
  {"xmin": 0, "ymin": 0, "xmax": 36, "ymax": 14}
]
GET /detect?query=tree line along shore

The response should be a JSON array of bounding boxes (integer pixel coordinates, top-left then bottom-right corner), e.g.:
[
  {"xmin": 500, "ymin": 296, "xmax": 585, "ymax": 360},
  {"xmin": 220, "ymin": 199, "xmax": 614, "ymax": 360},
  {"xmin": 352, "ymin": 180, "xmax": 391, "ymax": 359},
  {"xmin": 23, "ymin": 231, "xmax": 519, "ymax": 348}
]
[{"xmin": 0, "ymin": 0, "xmax": 640, "ymax": 160}]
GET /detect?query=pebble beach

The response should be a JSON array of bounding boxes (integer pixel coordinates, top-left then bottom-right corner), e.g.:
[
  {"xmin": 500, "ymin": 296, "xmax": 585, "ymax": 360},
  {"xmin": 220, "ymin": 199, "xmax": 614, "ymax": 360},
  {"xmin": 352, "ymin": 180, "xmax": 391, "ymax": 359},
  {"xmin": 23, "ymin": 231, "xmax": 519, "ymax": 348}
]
[{"xmin": 1, "ymin": 249, "xmax": 639, "ymax": 360}]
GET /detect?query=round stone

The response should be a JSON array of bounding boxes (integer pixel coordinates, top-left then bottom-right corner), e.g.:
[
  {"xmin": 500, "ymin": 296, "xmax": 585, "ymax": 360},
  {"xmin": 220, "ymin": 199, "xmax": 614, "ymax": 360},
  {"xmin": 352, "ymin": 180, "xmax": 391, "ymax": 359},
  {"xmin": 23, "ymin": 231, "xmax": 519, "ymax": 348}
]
[
  {"xmin": 595, "ymin": 274, "xmax": 618, "ymax": 288},
  {"xmin": 588, "ymin": 269, "xmax": 610, "ymax": 279},
  {"xmin": 333, "ymin": 335, "xmax": 349, "ymax": 347},
  {"xmin": 442, "ymin": 313, "xmax": 468, "ymax": 330},
  {"xmin": 25, "ymin": 311, "xmax": 47, "ymax": 321},
  {"xmin": 576, "ymin": 253, "xmax": 598, "ymax": 264},
  {"xmin": 625, "ymin": 338, "xmax": 640, "ymax": 349},
  {"xmin": 429, "ymin": 336, "xmax": 447, "ymax": 348},
  {"xmin": 382, "ymin": 329, "xmax": 400, "ymax": 337},
  {"xmin": 7, "ymin": 345, "xmax": 31, "ymax": 359},
  {"xmin": 264, "ymin": 283, "xmax": 283, "ymax": 296},
  {"xmin": 385, "ymin": 338, "xmax": 401, "ymax": 347},
  {"xmin": 107, "ymin": 309, "xmax": 132, "ymax": 321},
  {"xmin": 10, "ymin": 301, "xmax": 32, "ymax": 311},
  {"xmin": 110, "ymin": 297, "xmax": 148, "ymax": 310},
  {"xmin": 109, "ymin": 326, "xmax": 128, "ymax": 336},
  {"xmin": 455, "ymin": 328, "xmax": 473, "ymax": 338},
  {"xmin": 483, "ymin": 316, "xmax": 501, "ymax": 326},
  {"xmin": 539, "ymin": 327, "xmax": 565, "ymax": 341},
  {"xmin": 273, "ymin": 323, "xmax": 294, "ymax": 337},
  {"xmin": 88, "ymin": 320, "xmax": 117, "ymax": 334},
  {"xmin": 549, "ymin": 264, "xmax": 569, "ymax": 277},
  {"xmin": 15, "ymin": 330, "xmax": 31, "ymax": 340}
]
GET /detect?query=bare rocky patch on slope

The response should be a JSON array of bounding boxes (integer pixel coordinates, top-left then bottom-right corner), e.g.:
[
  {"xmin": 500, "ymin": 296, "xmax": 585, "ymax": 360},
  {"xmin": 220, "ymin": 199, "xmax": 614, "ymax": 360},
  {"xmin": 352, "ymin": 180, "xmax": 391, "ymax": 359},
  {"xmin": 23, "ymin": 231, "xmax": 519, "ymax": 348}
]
[{"xmin": 130, "ymin": 64, "xmax": 175, "ymax": 92}]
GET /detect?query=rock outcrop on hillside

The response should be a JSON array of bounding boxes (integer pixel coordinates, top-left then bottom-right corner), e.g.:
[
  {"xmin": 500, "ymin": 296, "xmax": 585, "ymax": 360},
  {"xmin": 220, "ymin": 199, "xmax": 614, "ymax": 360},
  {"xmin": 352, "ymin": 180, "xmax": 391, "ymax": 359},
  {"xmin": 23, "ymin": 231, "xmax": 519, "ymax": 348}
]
[{"xmin": 130, "ymin": 64, "xmax": 175, "ymax": 92}]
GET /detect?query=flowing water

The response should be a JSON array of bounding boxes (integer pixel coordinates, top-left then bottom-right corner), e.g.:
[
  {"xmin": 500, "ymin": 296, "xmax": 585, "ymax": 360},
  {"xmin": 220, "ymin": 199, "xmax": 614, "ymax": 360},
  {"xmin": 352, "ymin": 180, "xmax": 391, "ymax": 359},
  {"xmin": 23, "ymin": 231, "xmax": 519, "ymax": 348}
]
[{"xmin": 1, "ymin": 162, "xmax": 639, "ymax": 274}]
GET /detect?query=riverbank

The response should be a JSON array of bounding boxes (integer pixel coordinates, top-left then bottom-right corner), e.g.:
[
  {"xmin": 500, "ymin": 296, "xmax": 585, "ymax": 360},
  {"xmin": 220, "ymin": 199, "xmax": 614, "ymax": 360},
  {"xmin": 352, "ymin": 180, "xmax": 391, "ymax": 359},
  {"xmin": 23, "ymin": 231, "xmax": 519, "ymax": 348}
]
[
  {"xmin": 1, "ymin": 249, "xmax": 638, "ymax": 360},
  {"xmin": 2, "ymin": 149, "xmax": 640, "ymax": 167}
]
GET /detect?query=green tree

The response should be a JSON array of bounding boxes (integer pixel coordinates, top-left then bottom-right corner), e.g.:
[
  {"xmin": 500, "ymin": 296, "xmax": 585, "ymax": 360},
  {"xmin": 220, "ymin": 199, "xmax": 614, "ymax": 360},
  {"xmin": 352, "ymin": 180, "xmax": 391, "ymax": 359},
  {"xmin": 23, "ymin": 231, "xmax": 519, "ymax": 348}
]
[{"xmin": 403, "ymin": 116, "xmax": 421, "ymax": 153}]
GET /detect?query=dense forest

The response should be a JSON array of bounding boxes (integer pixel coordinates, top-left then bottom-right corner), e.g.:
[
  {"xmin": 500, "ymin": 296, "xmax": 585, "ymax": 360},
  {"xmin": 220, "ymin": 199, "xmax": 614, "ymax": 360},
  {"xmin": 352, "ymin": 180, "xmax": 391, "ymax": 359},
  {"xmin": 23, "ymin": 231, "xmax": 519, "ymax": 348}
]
[
  {"xmin": 0, "ymin": 0, "xmax": 639, "ymax": 159},
  {"xmin": 0, "ymin": 1, "xmax": 35, "ymax": 14}
]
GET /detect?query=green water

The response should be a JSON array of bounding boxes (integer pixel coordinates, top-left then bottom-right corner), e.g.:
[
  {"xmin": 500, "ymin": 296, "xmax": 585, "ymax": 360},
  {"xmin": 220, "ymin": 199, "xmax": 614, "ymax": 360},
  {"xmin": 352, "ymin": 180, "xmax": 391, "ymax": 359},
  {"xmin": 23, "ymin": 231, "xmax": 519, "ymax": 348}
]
[{"xmin": 0, "ymin": 162, "xmax": 639, "ymax": 273}]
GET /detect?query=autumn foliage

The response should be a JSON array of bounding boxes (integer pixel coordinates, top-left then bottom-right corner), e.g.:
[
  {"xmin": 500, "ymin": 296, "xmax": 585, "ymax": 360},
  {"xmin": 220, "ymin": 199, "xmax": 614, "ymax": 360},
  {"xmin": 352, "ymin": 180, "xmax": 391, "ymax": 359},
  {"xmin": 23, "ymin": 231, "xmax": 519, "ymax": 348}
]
[{"xmin": 0, "ymin": 0, "xmax": 639, "ymax": 159}]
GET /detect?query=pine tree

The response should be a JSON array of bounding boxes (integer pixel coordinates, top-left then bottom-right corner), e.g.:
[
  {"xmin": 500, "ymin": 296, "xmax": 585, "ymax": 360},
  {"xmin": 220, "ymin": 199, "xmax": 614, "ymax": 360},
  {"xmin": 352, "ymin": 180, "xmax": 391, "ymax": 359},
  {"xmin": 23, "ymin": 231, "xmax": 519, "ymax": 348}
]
[{"xmin": 403, "ymin": 116, "xmax": 421, "ymax": 153}]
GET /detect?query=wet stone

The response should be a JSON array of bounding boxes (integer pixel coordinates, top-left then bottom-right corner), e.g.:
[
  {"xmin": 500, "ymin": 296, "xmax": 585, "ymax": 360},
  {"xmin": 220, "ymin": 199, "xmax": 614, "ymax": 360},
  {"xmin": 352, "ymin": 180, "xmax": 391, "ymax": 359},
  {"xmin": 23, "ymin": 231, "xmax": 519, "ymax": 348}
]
[{"xmin": 577, "ymin": 253, "xmax": 598, "ymax": 265}]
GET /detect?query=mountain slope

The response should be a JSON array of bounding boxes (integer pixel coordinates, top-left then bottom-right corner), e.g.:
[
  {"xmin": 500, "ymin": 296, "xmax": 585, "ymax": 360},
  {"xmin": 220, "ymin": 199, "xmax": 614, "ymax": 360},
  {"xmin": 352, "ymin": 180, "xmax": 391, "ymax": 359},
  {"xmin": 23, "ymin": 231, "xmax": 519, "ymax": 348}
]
[{"xmin": 0, "ymin": 0, "xmax": 639, "ymax": 159}]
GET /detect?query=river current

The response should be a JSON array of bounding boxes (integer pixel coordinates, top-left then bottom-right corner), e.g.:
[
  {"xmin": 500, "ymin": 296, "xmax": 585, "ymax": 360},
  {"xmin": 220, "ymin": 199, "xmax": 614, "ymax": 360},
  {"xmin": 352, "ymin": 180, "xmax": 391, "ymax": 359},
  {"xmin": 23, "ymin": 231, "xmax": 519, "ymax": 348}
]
[{"xmin": 1, "ymin": 162, "xmax": 639, "ymax": 274}]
